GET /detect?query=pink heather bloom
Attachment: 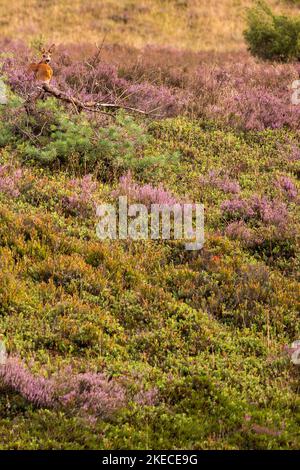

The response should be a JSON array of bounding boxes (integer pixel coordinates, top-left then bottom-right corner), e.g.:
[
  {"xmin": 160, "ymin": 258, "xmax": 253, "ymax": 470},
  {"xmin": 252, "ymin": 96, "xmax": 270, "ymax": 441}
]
[
  {"xmin": 0, "ymin": 357, "xmax": 126, "ymax": 418},
  {"xmin": 200, "ymin": 171, "xmax": 240, "ymax": 194},
  {"xmin": 251, "ymin": 424, "xmax": 282, "ymax": 437},
  {"xmin": 3, "ymin": 39, "xmax": 300, "ymax": 127},
  {"xmin": 112, "ymin": 172, "xmax": 180, "ymax": 207},
  {"xmin": 221, "ymin": 198, "xmax": 255, "ymax": 219},
  {"xmin": 134, "ymin": 387, "xmax": 158, "ymax": 406},
  {"xmin": 1, "ymin": 41, "xmax": 185, "ymax": 118},
  {"xmin": 251, "ymin": 196, "xmax": 288, "ymax": 227},
  {"xmin": 0, "ymin": 165, "xmax": 23, "ymax": 198},
  {"xmin": 56, "ymin": 369, "xmax": 126, "ymax": 418},
  {"xmin": 276, "ymin": 176, "xmax": 298, "ymax": 201},
  {"xmin": 0, "ymin": 356, "xmax": 159, "ymax": 418},
  {"xmin": 0, "ymin": 357, "xmax": 54, "ymax": 407},
  {"xmin": 225, "ymin": 221, "xmax": 254, "ymax": 245},
  {"xmin": 289, "ymin": 145, "xmax": 300, "ymax": 162},
  {"xmin": 62, "ymin": 174, "xmax": 97, "ymax": 216},
  {"xmin": 222, "ymin": 195, "xmax": 288, "ymax": 228}
]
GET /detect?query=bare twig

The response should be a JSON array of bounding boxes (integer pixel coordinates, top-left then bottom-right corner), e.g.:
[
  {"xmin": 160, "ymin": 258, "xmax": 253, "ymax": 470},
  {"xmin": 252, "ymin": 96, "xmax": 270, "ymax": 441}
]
[
  {"xmin": 84, "ymin": 34, "xmax": 108, "ymax": 95},
  {"xmin": 85, "ymin": 37, "xmax": 107, "ymax": 70},
  {"xmin": 14, "ymin": 124, "xmax": 41, "ymax": 145}
]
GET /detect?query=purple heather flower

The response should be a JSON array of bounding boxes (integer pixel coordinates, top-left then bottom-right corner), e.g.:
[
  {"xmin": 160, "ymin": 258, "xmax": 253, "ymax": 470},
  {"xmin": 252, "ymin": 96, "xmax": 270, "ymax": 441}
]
[
  {"xmin": 0, "ymin": 357, "xmax": 126, "ymax": 418},
  {"xmin": 62, "ymin": 174, "xmax": 97, "ymax": 216},
  {"xmin": 225, "ymin": 221, "xmax": 254, "ymax": 244},
  {"xmin": 112, "ymin": 172, "xmax": 180, "ymax": 207},
  {"xmin": 222, "ymin": 195, "xmax": 288, "ymax": 228},
  {"xmin": 200, "ymin": 171, "xmax": 240, "ymax": 194},
  {"xmin": 0, "ymin": 165, "xmax": 23, "ymax": 198},
  {"xmin": 276, "ymin": 176, "xmax": 298, "ymax": 201}
]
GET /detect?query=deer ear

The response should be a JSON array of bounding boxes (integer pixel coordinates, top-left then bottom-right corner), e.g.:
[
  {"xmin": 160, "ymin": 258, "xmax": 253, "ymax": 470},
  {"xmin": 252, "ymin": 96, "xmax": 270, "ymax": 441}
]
[{"xmin": 48, "ymin": 44, "xmax": 55, "ymax": 53}]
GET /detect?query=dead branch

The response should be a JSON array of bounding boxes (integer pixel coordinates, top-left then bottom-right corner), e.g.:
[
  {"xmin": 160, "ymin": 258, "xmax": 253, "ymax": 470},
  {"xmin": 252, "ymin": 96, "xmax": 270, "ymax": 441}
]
[
  {"xmin": 14, "ymin": 124, "xmax": 41, "ymax": 145},
  {"xmin": 27, "ymin": 83, "xmax": 158, "ymax": 117}
]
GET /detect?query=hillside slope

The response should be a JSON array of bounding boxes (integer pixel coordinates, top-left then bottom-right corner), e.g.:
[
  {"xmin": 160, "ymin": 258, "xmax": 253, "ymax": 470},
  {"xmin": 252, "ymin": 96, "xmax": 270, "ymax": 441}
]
[
  {"xmin": 0, "ymin": 0, "xmax": 299, "ymax": 51},
  {"xmin": 0, "ymin": 1, "xmax": 299, "ymax": 450}
]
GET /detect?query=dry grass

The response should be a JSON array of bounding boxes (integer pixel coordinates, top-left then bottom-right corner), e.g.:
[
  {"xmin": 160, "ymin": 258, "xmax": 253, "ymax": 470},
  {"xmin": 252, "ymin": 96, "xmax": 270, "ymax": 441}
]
[{"xmin": 0, "ymin": 0, "xmax": 299, "ymax": 52}]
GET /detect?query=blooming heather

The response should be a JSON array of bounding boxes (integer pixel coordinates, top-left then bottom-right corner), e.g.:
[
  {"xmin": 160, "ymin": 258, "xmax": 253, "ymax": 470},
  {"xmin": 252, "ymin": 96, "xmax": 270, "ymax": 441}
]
[
  {"xmin": 225, "ymin": 221, "xmax": 254, "ymax": 245},
  {"xmin": 3, "ymin": 40, "xmax": 300, "ymax": 128},
  {"xmin": 112, "ymin": 172, "xmax": 179, "ymax": 207},
  {"xmin": 221, "ymin": 198, "xmax": 255, "ymax": 220},
  {"xmin": 200, "ymin": 171, "xmax": 240, "ymax": 194},
  {"xmin": 56, "ymin": 368, "xmax": 126, "ymax": 418},
  {"xmin": 222, "ymin": 195, "xmax": 289, "ymax": 228},
  {"xmin": 1, "ymin": 41, "xmax": 185, "ymax": 118},
  {"xmin": 134, "ymin": 387, "xmax": 158, "ymax": 406},
  {"xmin": 251, "ymin": 196, "xmax": 288, "ymax": 227},
  {"xmin": 0, "ymin": 165, "xmax": 22, "ymax": 198},
  {"xmin": 0, "ymin": 356, "xmax": 160, "ymax": 418},
  {"xmin": 0, "ymin": 357, "xmax": 126, "ymax": 418},
  {"xmin": 276, "ymin": 176, "xmax": 298, "ymax": 201},
  {"xmin": 0, "ymin": 357, "xmax": 54, "ymax": 407},
  {"xmin": 62, "ymin": 174, "xmax": 97, "ymax": 216}
]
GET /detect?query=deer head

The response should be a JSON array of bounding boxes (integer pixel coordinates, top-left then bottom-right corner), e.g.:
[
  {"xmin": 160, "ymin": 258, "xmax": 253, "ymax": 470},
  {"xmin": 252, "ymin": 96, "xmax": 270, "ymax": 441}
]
[{"xmin": 40, "ymin": 44, "xmax": 55, "ymax": 64}]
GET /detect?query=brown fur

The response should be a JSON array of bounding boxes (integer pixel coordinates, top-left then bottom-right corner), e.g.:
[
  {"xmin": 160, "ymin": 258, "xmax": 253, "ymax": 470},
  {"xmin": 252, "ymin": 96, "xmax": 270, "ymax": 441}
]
[{"xmin": 28, "ymin": 44, "xmax": 55, "ymax": 83}]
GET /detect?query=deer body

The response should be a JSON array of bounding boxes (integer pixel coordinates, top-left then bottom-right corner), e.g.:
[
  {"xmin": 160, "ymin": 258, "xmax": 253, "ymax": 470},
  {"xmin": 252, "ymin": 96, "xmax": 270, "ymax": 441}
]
[
  {"xmin": 28, "ymin": 62, "xmax": 53, "ymax": 83},
  {"xmin": 28, "ymin": 45, "xmax": 55, "ymax": 83}
]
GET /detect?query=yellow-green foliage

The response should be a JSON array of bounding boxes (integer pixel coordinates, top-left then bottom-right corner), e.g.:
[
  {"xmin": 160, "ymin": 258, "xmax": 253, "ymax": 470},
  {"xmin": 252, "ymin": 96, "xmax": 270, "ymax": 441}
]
[{"xmin": 0, "ymin": 100, "xmax": 299, "ymax": 448}]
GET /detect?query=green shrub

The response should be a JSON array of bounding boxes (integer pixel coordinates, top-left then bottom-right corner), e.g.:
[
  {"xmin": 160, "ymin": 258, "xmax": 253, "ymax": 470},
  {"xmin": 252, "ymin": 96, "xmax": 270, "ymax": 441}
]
[
  {"xmin": 0, "ymin": 89, "xmax": 22, "ymax": 147},
  {"xmin": 244, "ymin": 1, "xmax": 300, "ymax": 61},
  {"xmin": 4, "ymin": 97, "xmax": 178, "ymax": 180}
]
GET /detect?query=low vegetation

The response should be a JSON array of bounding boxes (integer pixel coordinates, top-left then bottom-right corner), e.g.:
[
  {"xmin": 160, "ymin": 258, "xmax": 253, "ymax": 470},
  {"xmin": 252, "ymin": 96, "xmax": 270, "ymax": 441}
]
[{"xmin": 0, "ymin": 1, "xmax": 299, "ymax": 451}]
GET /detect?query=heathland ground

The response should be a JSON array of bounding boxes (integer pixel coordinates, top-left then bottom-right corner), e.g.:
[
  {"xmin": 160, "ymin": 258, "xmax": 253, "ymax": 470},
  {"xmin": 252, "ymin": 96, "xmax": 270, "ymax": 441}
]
[{"xmin": 0, "ymin": 0, "xmax": 299, "ymax": 450}]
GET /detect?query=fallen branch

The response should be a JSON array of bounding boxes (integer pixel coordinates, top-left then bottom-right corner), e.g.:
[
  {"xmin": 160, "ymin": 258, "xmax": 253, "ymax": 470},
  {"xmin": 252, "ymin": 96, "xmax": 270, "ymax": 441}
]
[{"xmin": 34, "ymin": 83, "xmax": 159, "ymax": 116}]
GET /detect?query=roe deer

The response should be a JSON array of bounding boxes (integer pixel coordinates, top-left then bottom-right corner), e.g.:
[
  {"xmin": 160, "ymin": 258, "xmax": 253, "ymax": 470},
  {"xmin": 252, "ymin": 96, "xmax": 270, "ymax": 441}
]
[{"xmin": 28, "ymin": 45, "xmax": 55, "ymax": 83}]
